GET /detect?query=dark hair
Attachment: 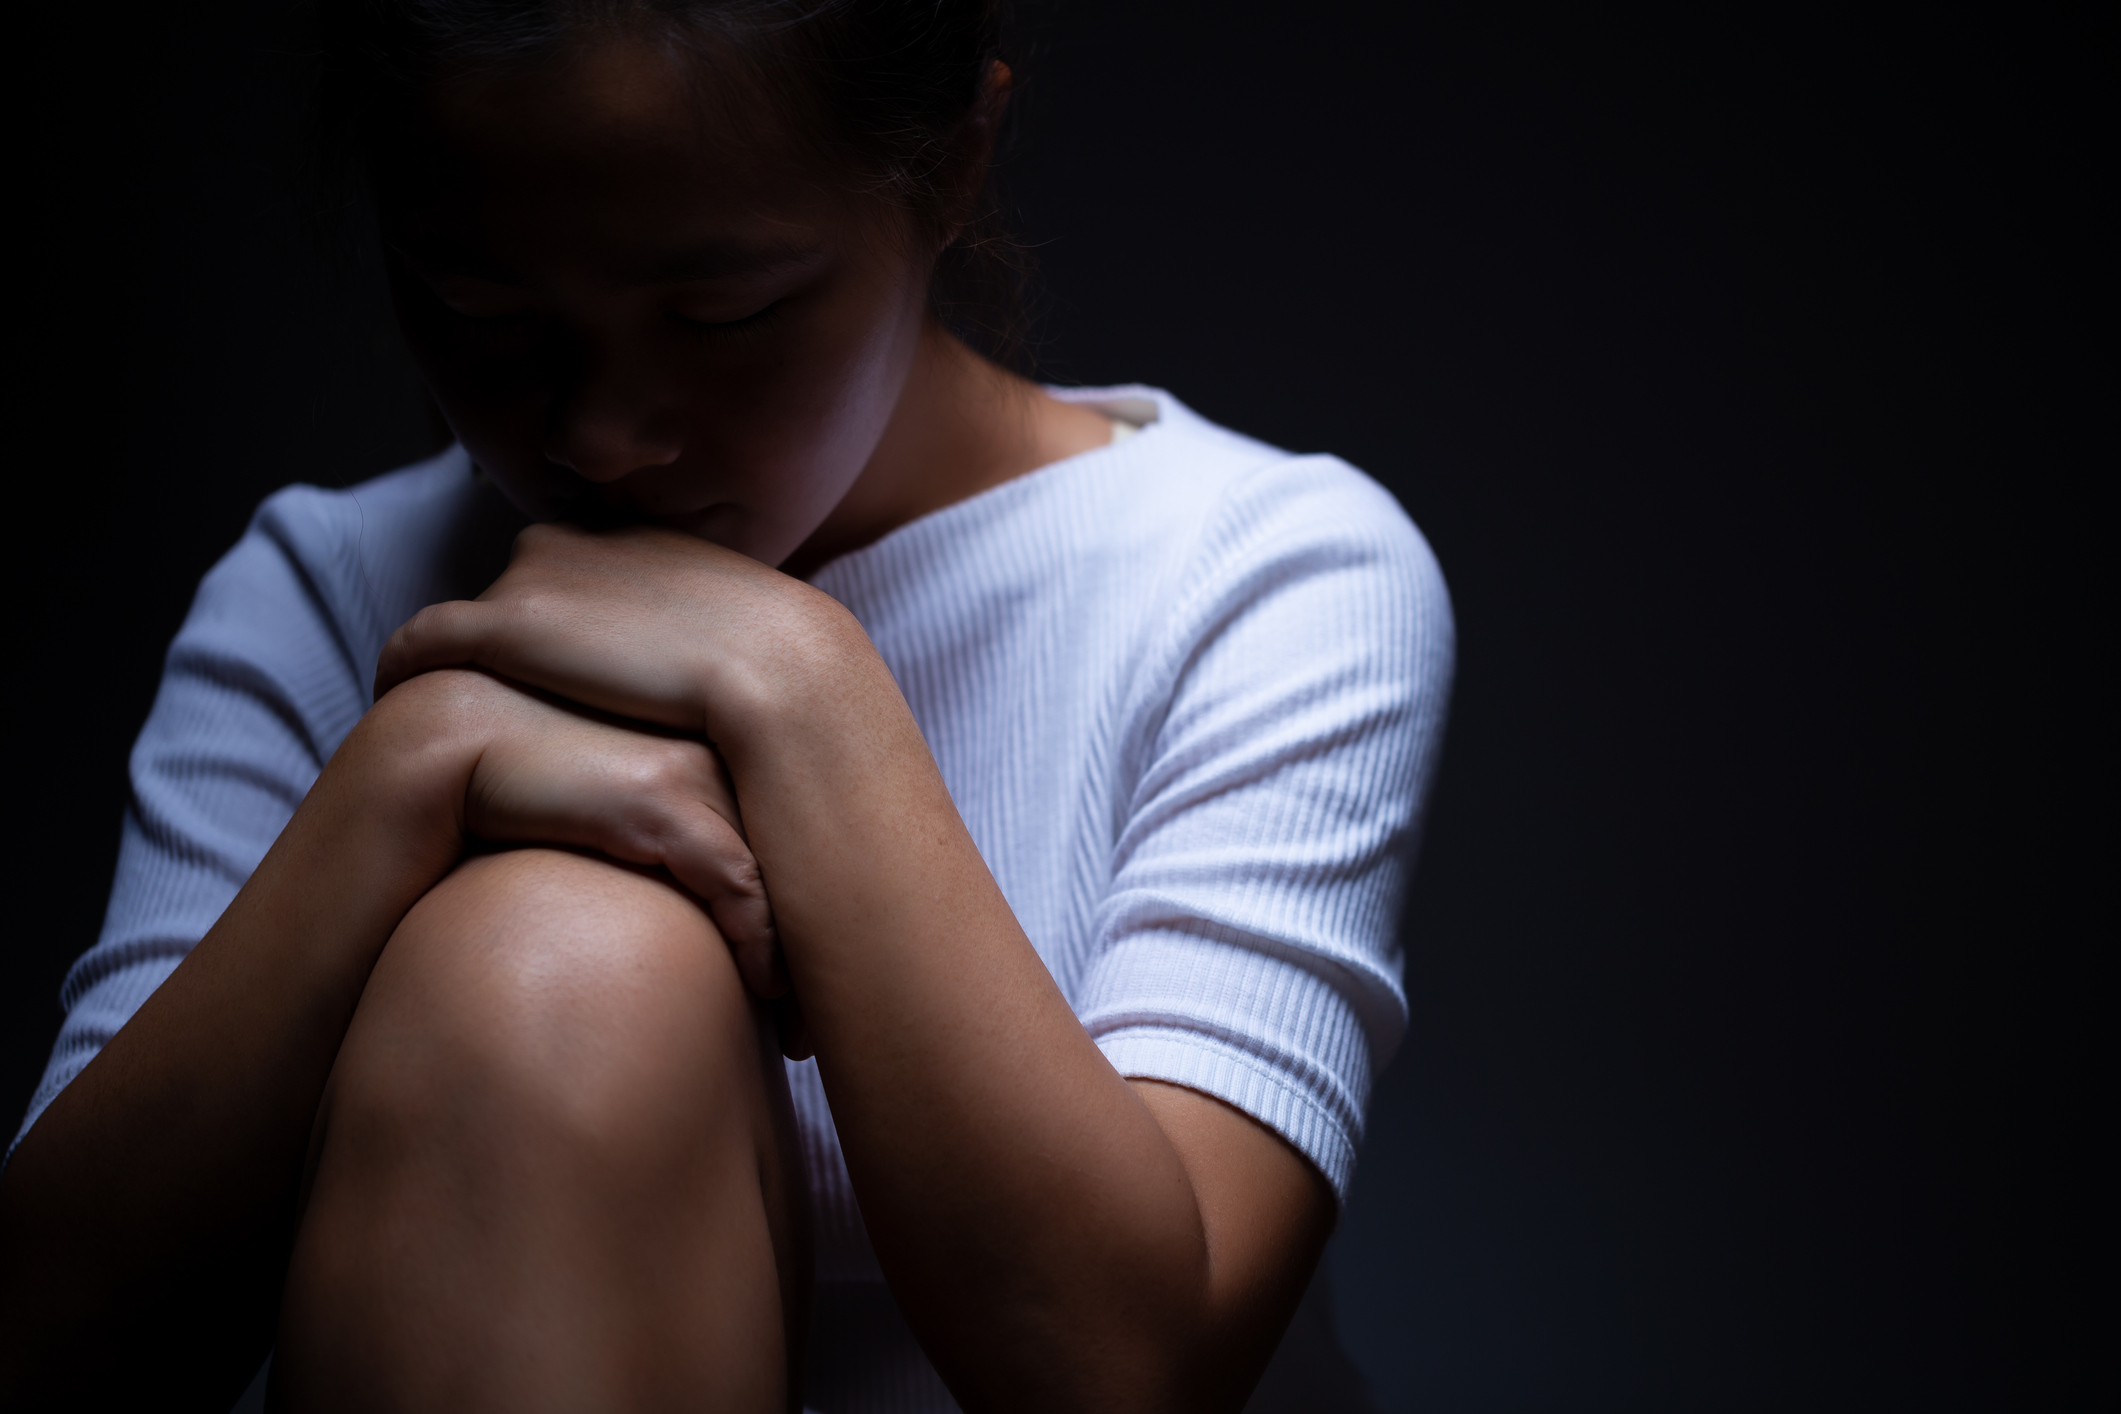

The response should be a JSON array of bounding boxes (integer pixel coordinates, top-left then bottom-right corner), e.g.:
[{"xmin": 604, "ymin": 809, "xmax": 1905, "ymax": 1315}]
[{"xmin": 315, "ymin": 0, "xmax": 1035, "ymax": 367}]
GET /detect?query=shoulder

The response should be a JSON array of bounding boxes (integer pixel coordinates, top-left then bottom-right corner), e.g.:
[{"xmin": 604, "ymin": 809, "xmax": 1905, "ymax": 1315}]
[
  {"xmin": 244, "ymin": 445, "xmax": 517, "ymax": 591},
  {"xmin": 1054, "ymin": 387, "xmax": 1451, "ymax": 646},
  {"xmin": 1059, "ymin": 386, "xmax": 1438, "ymax": 555},
  {"xmin": 213, "ymin": 447, "xmax": 524, "ymax": 671},
  {"xmin": 160, "ymin": 447, "xmax": 521, "ymax": 739}
]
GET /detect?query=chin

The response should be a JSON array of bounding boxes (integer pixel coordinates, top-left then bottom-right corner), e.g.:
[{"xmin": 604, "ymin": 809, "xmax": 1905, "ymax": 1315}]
[{"xmin": 660, "ymin": 503, "xmax": 785, "ymax": 561}]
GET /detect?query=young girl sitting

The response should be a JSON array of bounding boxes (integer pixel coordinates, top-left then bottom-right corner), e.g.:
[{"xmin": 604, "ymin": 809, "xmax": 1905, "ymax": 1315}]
[{"xmin": 0, "ymin": 2, "xmax": 1452, "ymax": 1410}]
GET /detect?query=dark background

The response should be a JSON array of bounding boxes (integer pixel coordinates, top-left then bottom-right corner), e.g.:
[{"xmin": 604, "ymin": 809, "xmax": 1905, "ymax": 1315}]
[{"xmin": 7, "ymin": 3, "xmax": 2095, "ymax": 1409}]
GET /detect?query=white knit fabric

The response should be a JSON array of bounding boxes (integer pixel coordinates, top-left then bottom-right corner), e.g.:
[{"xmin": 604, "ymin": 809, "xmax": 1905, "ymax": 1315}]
[{"xmin": 17, "ymin": 387, "xmax": 1453, "ymax": 1411}]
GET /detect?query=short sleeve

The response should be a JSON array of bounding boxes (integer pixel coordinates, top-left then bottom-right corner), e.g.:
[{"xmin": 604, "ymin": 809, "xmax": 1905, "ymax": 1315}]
[
  {"xmin": 12, "ymin": 489, "xmax": 373, "ymax": 1154},
  {"xmin": 1078, "ymin": 457, "xmax": 1454, "ymax": 1199}
]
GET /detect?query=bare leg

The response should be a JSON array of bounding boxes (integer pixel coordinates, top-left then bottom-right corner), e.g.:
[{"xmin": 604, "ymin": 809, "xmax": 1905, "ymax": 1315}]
[{"xmin": 271, "ymin": 848, "xmax": 809, "ymax": 1413}]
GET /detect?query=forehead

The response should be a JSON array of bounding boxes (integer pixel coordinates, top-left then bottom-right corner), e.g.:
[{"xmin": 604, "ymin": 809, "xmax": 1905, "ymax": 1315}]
[{"xmin": 377, "ymin": 32, "xmax": 851, "ymax": 272}]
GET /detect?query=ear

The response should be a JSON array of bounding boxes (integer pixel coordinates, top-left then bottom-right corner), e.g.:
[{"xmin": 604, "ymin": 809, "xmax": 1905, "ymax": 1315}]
[
  {"xmin": 977, "ymin": 58, "xmax": 1015, "ymax": 132},
  {"xmin": 935, "ymin": 60, "xmax": 1013, "ymax": 249}
]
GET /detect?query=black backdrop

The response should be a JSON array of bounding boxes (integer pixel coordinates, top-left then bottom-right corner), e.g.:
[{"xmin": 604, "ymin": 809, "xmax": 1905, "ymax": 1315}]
[{"xmin": 6, "ymin": 3, "xmax": 2093, "ymax": 1409}]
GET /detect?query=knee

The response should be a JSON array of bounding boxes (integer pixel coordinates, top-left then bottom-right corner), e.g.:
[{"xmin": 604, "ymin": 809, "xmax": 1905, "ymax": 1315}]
[
  {"xmin": 281, "ymin": 858, "xmax": 808, "ymax": 1414},
  {"xmin": 323, "ymin": 848, "xmax": 766, "ymax": 1160}
]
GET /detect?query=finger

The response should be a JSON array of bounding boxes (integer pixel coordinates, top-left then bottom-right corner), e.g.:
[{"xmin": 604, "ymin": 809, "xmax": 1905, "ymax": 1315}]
[
  {"xmin": 375, "ymin": 522, "xmax": 592, "ymax": 697},
  {"xmin": 375, "ymin": 528, "xmax": 724, "ymax": 731},
  {"xmin": 462, "ymin": 716, "xmax": 782, "ymax": 994},
  {"xmin": 466, "ymin": 787, "xmax": 783, "ymax": 998},
  {"xmin": 375, "ymin": 598, "xmax": 505, "ymax": 701},
  {"xmin": 379, "ymin": 593, "xmax": 705, "ymax": 732},
  {"xmin": 658, "ymin": 799, "xmax": 785, "ymax": 998}
]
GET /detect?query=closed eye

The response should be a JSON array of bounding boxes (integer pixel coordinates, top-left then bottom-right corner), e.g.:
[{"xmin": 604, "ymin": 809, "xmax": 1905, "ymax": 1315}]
[
  {"xmin": 668, "ymin": 301, "xmax": 783, "ymax": 340},
  {"xmin": 425, "ymin": 279, "xmax": 537, "ymax": 324}
]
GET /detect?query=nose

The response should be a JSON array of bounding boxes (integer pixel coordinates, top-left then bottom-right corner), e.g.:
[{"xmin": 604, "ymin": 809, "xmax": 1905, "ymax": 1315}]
[{"xmin": 544, "ymin": 348, "xmax": 685, "ymax": 484}]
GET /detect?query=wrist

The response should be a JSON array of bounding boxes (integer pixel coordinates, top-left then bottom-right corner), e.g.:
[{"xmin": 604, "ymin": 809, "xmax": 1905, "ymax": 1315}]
[
  {"xmin": 322, "ymin": 669, "xmax": 494, "ymax": 869},
  {"xmin": 192, "ymin": 670, "xmax": 492, "ymax": 1004},
  {"xmin": 699, "ymin": 585, "xmax": 902, "ymax": 761}
]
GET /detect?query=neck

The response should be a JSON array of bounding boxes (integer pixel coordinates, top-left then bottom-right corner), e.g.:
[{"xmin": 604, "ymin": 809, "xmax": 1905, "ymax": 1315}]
[{"xmin": 779, "ymin": 323, "xmax": 1114, "ymax": 580}]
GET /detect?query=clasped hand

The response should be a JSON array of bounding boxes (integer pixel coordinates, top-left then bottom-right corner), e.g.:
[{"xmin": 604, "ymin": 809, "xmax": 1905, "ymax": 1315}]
[{"xmin": 370, "ymin": 522, "xmax": 858, "ymax": 1046}]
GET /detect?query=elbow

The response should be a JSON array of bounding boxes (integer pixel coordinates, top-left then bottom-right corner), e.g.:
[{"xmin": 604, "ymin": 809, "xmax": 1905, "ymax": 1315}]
[{"xmin": 983, "ymin": 1224, "xmax": 1229, "ymax": 1414}]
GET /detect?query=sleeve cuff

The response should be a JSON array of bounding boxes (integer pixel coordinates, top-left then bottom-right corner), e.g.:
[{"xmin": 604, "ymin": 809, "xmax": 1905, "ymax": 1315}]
[{"xmin": 1098, "ymin": 1024, "xmax": 1361, "ymax": 1201}]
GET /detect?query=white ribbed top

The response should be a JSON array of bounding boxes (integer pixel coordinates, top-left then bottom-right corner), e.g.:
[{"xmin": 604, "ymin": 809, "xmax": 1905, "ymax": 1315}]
[{"xmin": 17, "ymin": 387, "xmax": 1452, "ymax": 1412}]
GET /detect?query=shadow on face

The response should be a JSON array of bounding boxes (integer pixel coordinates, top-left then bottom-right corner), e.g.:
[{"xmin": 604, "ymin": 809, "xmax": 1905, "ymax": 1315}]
[{"xmin": 376, "ymin": 30, "xmax": 935, "ymax": 567}]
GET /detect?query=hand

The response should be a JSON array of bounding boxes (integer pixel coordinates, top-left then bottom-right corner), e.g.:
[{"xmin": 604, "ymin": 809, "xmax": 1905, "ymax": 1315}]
[
  {"xmin": 373, "ymin": 522, "xmax": 872, "ymax": 747},
  {"xmin": 384, "ymin": 668, "xmax": 786, "ymax": 1004}
]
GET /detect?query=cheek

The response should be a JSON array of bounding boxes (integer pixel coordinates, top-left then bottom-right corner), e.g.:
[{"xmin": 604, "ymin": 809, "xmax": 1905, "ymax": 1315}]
[
  {"xmin": 738, "ymin": 305, "xmax": 919, "ymax": 466},
  {"xmin": 677, "ymin": 269, "xmax": 929, "ymax": 536}
]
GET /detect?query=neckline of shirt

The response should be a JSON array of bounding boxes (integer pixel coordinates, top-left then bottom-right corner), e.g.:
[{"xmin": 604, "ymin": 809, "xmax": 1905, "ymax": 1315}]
[{"xmin": 806, "ymin": 384, "xmax": 1185, "ymax": 588}]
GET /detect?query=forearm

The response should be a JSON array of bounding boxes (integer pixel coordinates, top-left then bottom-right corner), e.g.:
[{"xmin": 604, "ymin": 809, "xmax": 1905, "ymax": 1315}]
[
  {"xmin": 719, "ymin": 644, "xmax": 1227, "ymax": 1409},
  {"xmin": 0, "ymin": 684, "xmax": 473, "ymax": 1367},
  {"xmin": 359, "ymin": 527, "xmax": 1331, "ymax": 1407}
]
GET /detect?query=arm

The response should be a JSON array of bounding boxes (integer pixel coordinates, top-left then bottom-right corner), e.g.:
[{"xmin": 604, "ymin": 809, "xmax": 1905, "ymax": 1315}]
[
  {"xmin": 0, "ymin": 671, "xmax": 773, "ymax": 1403},
  {"xmin": 715, "ymin": 609, "xmax": 1331, "ymax": 1409},
  {"xmin": 377, "ymin": 521, "xmax": 1397, "ymax": 1411}
]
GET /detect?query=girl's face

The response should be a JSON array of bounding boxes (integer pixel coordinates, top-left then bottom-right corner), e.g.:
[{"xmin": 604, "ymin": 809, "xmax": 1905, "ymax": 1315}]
[{"xmin": 376, "ymin": 36, "xmax": 934, "ymax": 568}]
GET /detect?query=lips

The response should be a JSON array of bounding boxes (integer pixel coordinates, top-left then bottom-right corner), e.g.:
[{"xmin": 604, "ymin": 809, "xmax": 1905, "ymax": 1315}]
[{"xmin": 540, "ymin": 482, "xmax": 731, "ymax": 536}]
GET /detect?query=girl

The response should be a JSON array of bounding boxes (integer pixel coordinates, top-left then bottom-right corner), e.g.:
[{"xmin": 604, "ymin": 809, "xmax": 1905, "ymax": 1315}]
[{"xmin": 0, "ymin": 2, "xmax": 1451, "ymax": 1410}]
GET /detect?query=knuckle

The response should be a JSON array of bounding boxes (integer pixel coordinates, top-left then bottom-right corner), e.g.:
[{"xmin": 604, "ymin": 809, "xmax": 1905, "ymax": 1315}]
[
  {"xmin": 402, "ymin": 599, "xmax": 454, "ymax": 642},
  {"xmin": 644, "ymin": 739, "xmax": 711, "ymax": 794},
  {"xmin": 633, "ymin": 751, "xmax": 704, "ymax": 812},
  {"xmin": 620, "ymin": 743, "xmax": 683, "ymax": 797},
  {"xmin": 507, "ymin": 587, "xmax": 569, "ymax": 629},
  {"xmin": 392, "ymin": 667, "xmax": 487, "ymax": 720},
  {"xmin": 617, "ymin": 801, "xmax": 676, "ymax": 859},
  {"xmin": 671, "ymin": 738, "xmax": 719, "ymax": 784},
  {"xmin": 378, "ymin": 602, "xmax": 462, "ymax": 676},
  {"xmin": 721, "ymin": 846, "xmax": 764, "ymax": 891},
  {"xmin": 376, "ymin": 662, "xmax": 445, "ymax": 712},
  {"xmin": 708, "ymin": 838, "xmax": 766, "ymax": 902}
]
